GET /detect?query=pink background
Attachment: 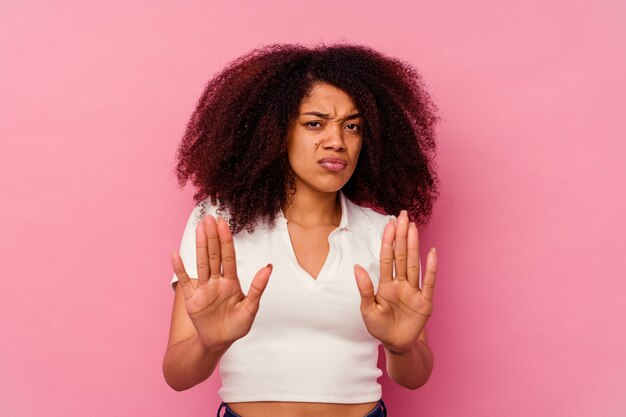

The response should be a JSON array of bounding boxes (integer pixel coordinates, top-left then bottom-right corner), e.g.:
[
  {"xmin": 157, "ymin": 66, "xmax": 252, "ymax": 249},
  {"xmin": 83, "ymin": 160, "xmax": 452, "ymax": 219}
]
[{"xmin": 1, "ymin": 1, "xmax": 625, "ymax": 416}]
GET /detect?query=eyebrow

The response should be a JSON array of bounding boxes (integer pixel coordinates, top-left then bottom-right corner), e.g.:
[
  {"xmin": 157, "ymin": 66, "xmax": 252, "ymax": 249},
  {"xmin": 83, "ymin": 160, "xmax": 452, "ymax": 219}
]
[{"xmin": 300, "ymin": 111, "xmax": 362, "ymax": 121}]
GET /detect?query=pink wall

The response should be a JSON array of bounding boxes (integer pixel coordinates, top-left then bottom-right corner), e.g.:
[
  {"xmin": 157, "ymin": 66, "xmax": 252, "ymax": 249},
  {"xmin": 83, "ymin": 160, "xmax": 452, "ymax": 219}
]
[{"xmin": 1, "ymin": 1, "xmax": 624, "ymax": 416}]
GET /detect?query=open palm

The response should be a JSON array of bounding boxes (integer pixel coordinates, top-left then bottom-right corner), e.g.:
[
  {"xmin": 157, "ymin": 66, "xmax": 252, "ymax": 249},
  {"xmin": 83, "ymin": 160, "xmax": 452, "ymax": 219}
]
[
  {"xmin": 171, "ymin": 215, "xmax": 272, "ymax": 351},
  {"xmin": 354, "ymin": 210, "xmax": 437, "ymax": 353}
]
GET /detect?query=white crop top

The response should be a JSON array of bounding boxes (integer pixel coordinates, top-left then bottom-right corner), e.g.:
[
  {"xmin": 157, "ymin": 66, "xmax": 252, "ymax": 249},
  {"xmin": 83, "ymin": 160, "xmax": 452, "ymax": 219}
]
[{"xmin": 171, "ymin": 192, "xmax": 393, "ymax": 403}]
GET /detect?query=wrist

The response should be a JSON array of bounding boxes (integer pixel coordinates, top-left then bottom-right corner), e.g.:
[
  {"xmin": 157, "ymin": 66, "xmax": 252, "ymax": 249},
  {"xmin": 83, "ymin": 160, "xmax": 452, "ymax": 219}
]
[
  {"xmin": 384, "ymin": 338, "xmax": 431, "ymax": 356},
  {"xmin": 198, "ymin": 335, "xmax": 232, "ymax": 355},
  {"xmin": 383, "ymin": 342, "xmax": 412, "ymax": 356}
]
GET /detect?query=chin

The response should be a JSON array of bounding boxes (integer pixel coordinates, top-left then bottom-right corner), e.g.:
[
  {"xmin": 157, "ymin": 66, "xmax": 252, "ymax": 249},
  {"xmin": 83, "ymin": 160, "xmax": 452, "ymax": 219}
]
[
  {"xmin": 292, "ymin": 167, "xmax": 356, "ymax": 194},
  {"xmin": 295, "ymin": 178, "xmax": 349, "ymax": 195},
  {"xmin": 312, "ymin": 179, "xmax": 351, "ymax": 194}
]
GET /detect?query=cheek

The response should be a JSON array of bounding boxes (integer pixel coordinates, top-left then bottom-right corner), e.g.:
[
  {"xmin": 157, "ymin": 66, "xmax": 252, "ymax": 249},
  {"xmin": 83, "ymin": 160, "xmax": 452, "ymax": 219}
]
[
  {"xmin": 350, "ymin": 142, "xmax": 363, "ymax": 173},
  {"xmin": 353, "ymin": 140, "xmax": 363, "ymax": 159},
  {"xmin": 286, "ymin": 143, "xmax": 311, "ymax": 173},
  {"xmin": 287, "ymin": 130, "xmax": 313, "ymax": 159}
]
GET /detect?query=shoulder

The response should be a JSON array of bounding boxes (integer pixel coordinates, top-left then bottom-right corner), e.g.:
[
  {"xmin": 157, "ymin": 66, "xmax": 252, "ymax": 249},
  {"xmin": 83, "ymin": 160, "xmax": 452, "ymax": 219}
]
[
  {"xmin": 341, "ymin": 193, "xmax": 395, "ymax": 236},
  {"xmin": 183, "ymin": 198, "xmax": 233, "ymax": 227},
  {"xmin": 177, "ymin": 198, "xmax": 237, "ymax": 249}
]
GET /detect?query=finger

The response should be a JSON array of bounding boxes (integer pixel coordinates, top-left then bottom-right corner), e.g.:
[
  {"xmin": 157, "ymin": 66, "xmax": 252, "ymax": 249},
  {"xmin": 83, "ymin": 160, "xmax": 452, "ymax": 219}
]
[
  {"xmin": 379, "ymin": 218, "xmax": 396, "ymax": 284},
  {"xmin": 421, "ymin": 248, "xmax": 437, "ymax": 302},
  {"xmin": 171, "ymin": 251, "xmax": 194, "ymax": 300},
  {"xmin": 204, "ymin": 215, "xmax": 221, "ymax": 279},
  {"xmin": 407, "ymin": 222, "xmax": 420, "ymax": 289},
  {"xmin": 354, "ymin": 264, "xmax": 377, "ymax": 316},
  {"xmin": 195, "ymin": 220, "xmax": 210, "ymax": 284},
  {"xmin": 394, "ymin": 210, "xmax": 409, "ymax": 281},
  {"xmin": 242, "ymin": 264, "xmax": 273, "ymax": 317},
  {"xmin": 217, "ymin": 216, "xmax": 238, "ymax": 279}
]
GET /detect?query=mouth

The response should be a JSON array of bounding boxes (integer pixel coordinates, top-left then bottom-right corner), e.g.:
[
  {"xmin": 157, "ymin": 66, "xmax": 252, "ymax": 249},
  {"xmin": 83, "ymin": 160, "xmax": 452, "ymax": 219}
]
[{"xmin": 318, "ymin": 157, "xmax": 348, "ymax": 172}]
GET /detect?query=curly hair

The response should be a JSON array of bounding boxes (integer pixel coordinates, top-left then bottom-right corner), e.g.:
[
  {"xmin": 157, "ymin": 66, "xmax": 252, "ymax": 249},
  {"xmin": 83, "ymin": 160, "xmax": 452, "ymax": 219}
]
[{"xmin": 175, "ymin": 43, "xmax": 440, "ymax": 234}]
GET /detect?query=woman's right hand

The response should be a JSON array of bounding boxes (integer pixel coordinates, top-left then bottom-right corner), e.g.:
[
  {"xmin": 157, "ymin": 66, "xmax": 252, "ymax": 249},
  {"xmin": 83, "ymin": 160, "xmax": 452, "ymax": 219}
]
[{"xmin": 171, "ymin": 215, "xmax": 272, "ymax": 353}]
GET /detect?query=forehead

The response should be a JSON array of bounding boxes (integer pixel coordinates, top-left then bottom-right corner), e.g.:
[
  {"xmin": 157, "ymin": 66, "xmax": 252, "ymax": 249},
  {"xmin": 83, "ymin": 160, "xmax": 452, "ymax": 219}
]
[{"xmin": 300, "ymin": 82, "xmax": 358, "ymax": 112}]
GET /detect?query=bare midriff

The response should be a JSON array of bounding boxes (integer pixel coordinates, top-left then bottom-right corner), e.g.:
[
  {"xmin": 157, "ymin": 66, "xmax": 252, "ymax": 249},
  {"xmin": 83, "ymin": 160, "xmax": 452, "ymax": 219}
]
[{"xmin": 227, "ymin": 400, "xmax": 379, "ymax": 417}]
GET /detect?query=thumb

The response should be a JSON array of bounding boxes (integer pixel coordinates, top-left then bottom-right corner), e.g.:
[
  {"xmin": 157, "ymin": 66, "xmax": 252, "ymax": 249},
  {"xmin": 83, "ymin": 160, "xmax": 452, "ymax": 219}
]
[
  {"xmin": 354, "ymin": 264, "xmax": 377, "ymax": 316},
  {"xmin": 242, "ymin": 264, "xmax": 273, "ymax": 316}
]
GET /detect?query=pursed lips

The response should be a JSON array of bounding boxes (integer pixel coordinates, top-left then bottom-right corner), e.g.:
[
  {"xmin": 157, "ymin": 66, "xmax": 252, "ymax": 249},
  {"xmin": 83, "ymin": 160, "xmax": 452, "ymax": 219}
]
[{"xmin": 318, "ymin": 157, "xmax": 348, "ymax": 171}]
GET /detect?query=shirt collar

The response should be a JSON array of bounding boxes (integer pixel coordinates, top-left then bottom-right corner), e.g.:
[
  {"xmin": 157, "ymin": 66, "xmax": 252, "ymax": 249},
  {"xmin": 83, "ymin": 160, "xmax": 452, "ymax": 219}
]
[
  {"xmin": 277, "ymin": 191, "xmax": 373, "ymax": 232},
  {"xmin": 338, "ymin": 191, "xmax": 373, "ymax": 232}
]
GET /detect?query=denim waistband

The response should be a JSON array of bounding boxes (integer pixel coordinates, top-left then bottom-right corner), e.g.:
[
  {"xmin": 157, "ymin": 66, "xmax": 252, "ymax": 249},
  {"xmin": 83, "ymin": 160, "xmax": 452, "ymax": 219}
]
[{"xmin": 216, "ymin": 399, "xmax": 387, "ymax": 417}]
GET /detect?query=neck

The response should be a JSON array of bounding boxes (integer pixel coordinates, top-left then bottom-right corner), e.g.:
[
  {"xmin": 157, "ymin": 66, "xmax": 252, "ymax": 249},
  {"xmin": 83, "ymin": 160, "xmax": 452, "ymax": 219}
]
[{"xmin": 283, "ymin": 186, "xmax": 341, "ymax": 227}]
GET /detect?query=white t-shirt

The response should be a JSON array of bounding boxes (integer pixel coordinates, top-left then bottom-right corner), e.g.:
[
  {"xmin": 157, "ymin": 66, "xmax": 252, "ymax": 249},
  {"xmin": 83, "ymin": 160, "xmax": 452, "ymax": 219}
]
[{"xmin": 171, "ymin": 191, "xmax": 394, "ymax": 403}]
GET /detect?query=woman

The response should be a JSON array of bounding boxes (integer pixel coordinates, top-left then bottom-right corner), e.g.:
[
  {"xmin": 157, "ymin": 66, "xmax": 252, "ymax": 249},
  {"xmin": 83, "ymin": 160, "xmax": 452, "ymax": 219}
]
[{"xmin": 163, "ymin": 44, "xmax": 440, "ymax": 417}]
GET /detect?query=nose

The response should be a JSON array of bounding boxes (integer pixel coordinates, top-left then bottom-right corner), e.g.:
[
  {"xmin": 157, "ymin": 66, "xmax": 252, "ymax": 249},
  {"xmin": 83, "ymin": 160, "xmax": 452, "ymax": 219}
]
[{"xmin": 321, "ymin": 125, "xmax": 346, "ymax": 151}]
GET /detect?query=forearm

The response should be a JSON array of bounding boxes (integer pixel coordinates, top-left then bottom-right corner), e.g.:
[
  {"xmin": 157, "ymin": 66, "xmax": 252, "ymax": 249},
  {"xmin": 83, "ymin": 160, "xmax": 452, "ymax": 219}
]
[
  {"xmin": 384, "ymin": 339, "xmax": 433, "ymax": 390},
  {"xmin": 162, "ymin": 333, "xmax": 230, "ymax": 391}
]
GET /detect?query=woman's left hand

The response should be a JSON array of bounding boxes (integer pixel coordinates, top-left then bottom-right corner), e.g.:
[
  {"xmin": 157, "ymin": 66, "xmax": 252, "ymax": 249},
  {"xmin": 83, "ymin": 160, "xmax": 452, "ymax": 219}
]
[{"xmin": 354, "ymin": 210, "xmax": 437, "ymax": 354}]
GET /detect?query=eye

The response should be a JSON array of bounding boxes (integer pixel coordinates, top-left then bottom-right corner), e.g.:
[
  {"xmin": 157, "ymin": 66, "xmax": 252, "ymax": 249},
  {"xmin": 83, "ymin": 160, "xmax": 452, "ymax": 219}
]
[
  {"xmin": 345, "ymin": 123, "xmax": 360, "ymax": 132},
  {"xmin": 305, "ymin": 121, "xmax": 322, "ymax": 129}
]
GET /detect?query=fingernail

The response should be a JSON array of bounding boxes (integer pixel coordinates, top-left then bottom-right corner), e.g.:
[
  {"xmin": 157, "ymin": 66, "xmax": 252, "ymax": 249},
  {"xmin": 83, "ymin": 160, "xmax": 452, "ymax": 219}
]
[{"xmin": 431, "ymin": 247, "xmax": 436, "ymax": 253}]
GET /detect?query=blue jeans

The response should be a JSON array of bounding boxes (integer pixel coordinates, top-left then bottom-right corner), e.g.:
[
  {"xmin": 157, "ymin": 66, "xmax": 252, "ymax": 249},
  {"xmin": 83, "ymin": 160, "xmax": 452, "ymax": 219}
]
[{"xmin": 216, "ymin": 399, "xmax": 388, "ymax": 417}]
